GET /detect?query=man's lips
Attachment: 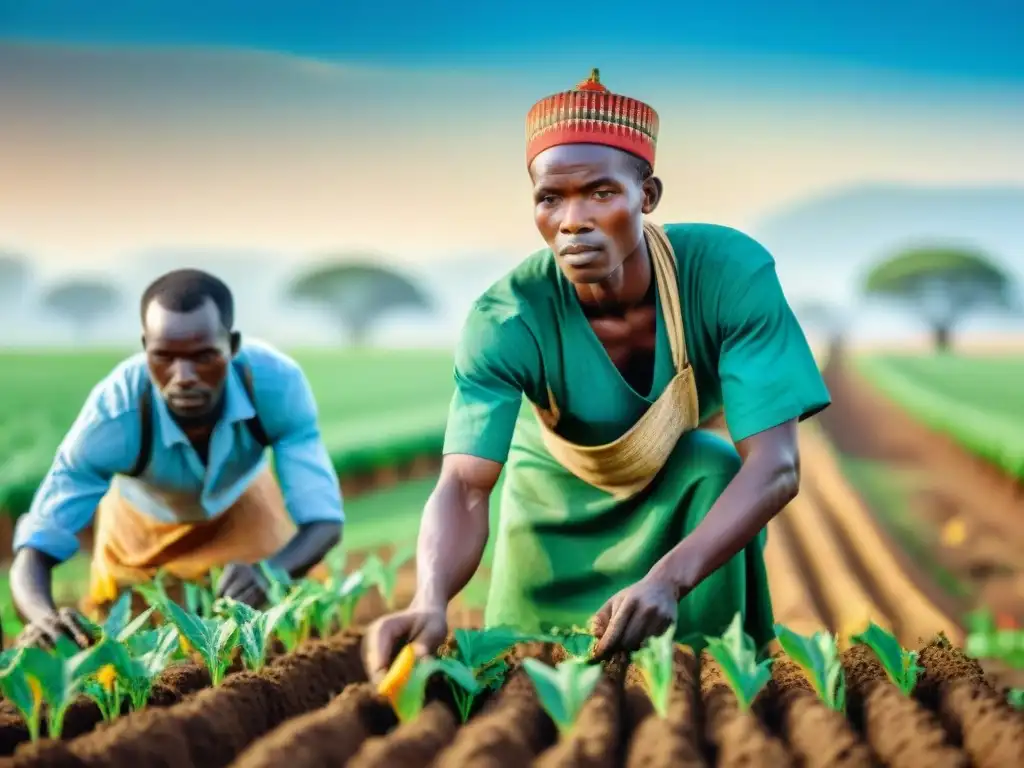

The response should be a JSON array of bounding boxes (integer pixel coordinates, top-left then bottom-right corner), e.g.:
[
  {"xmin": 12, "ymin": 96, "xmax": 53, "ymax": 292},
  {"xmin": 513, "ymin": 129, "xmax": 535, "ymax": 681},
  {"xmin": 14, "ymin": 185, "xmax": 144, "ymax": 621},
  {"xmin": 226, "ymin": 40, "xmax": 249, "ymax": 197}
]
[{"xmin": 559, "ymin": 243, "xmax": 604, "ymax": 266}]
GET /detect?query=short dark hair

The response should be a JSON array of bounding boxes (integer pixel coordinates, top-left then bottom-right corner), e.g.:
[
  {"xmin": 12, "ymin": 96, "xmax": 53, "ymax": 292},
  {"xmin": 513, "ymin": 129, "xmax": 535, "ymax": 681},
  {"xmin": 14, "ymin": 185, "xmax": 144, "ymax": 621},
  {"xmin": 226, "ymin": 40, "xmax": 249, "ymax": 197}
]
[
  {"xmin": 633, "ymin": 156, "xmax": 654, "ymax": 183},
  {"xmin": 140, "ymin": 269, "xmax": 234, "ymax": 329}
]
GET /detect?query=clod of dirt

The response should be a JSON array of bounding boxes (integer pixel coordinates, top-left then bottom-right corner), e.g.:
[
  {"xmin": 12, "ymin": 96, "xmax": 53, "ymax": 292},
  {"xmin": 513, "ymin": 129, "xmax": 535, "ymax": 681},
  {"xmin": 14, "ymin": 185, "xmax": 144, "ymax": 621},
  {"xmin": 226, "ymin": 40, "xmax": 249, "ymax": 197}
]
[
  {"xmin": 534, "ymin": 673, "xmax": 622, "ymax": 768},
  {"xmin": 347, "ymin": 700, "xmax": 457, "ymax": 768},
  {"xmin": 915, "ymin": 637, "xmax": 988, "ymax": 710},
  {"xmin": 939, "ymin": 679, "xmax": 1024, "ymax": 768},
  {"xmin": 700, "ymin": 652, "xmax": 792, "ymax": 767},
  {"xmin": 433, "ymin": 668, "xmax": 555, "ymax": 767},
  {"xmin": 230, "ymin": 683, "xmax": 396, "ymax": 768}
]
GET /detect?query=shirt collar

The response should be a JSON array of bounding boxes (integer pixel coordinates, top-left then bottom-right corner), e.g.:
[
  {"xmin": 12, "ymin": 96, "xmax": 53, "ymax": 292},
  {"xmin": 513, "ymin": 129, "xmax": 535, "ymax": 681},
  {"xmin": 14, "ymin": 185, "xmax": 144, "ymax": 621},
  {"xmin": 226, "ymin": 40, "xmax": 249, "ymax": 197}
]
[{"xmin": 154, "ymin": 363, "xmax": 256, "ymax": 448}]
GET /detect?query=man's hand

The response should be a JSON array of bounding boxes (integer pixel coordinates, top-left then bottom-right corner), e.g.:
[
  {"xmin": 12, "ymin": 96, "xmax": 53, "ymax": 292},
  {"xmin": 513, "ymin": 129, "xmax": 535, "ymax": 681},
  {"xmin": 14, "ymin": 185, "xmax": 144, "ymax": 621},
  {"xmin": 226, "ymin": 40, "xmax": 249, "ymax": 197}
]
[
  {"xmin": 590, "ymin": 575, "xmax": 679, "ymax": 661},
  {"xmin": 15, "ymin": 607, "xmax": 95, "ymax": 651},
  {"xmin": 362, "ymin": 605, "xmax": 448, "ymax": 685},
  {"xmin": 215, "ymin": 562, "xmax": 270, "ymax": 608}
]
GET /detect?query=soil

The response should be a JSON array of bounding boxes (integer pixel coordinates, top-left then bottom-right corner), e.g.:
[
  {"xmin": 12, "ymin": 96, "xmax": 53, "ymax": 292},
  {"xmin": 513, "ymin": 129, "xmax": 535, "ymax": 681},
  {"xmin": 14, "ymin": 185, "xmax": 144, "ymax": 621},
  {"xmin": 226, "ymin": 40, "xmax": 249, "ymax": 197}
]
[
  {"xmin": 841, "ymin": 644, "xmax": 968, "ymax": 768},
  {"xmin": 432, "ymin": 667, "xmax": 555, "ymax": 768},
  {"xmin": 938, "ymin": 679, "xmax": 1024, "ymax": 767},
  {"xmin": 623, "ymin": 647, "xmax": 707, "ymax": 768},
  {"xmin": 768, "ymin": 656, "xmax": 872, "ymax": 768},
  {"xmin": 534, "ymin": 668, "xmax": 623, "ymax": 768},
  {"xmin": 347, "ymin": 701, "xmax": 456, "ymax": 768},
  {"xmin": 0, "ymin": 663, "xmax": 211, "ymax": 757},
  {"xmin": 230, "ymin": 683, "xmax": 396, "ymax": 768},
  {"xmin": 3, "ymin": 633, "xmax": 365, "ymax": 768},
  {"xmin": 699, "ymin": 652, "xmax": 791, "ymax": 767},
  {"xmin": 817, "ymin": 354, "xmax": 1024, "ymax": 625}
]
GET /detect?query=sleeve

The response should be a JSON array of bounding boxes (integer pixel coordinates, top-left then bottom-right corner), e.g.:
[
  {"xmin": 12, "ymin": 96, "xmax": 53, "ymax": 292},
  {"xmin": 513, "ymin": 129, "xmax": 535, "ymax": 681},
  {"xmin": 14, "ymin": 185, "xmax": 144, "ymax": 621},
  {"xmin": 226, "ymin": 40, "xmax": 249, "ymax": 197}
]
[
  {"xmin": 714, "ymin": 235, "xmax": 831, "ymax": 443},
  {"xmin": 13, "ymin": 397, "xmax": 132, "ymax": 562},
  {"xmin": 264, "ymin": 363, "xmax": 344, "ymax": 526},
  {"xmin": 441, "ymin": 306, "xmax": 536, "ymax": 464}
]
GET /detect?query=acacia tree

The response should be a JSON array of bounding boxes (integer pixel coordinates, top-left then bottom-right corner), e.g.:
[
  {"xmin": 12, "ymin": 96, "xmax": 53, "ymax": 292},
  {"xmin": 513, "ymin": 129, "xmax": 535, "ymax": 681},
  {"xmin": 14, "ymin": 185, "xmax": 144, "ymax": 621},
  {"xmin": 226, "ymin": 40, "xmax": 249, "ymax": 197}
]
[
  {"xmin": 287, "ymin": 259, "xmax": 432, "ymax": 345},
  {"xmin": 0, "ymin": 252, "xmax": 30, "ymax": 304},
  {"xmin": 863, "ymin": 245, "xmax": 1018, "ymax": 351},
  {"xmin": 42, "ymin": 278, "xmax": 121, "ymax": 340}
]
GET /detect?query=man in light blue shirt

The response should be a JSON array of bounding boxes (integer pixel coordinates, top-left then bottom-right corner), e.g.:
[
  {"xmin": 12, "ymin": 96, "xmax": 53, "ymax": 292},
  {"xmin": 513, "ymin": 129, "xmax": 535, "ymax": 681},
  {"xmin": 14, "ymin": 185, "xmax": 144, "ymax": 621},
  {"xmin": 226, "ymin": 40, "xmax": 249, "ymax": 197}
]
[{"xmin": 11, "ymin": 269, "xmax": 344, "ymax": 649}]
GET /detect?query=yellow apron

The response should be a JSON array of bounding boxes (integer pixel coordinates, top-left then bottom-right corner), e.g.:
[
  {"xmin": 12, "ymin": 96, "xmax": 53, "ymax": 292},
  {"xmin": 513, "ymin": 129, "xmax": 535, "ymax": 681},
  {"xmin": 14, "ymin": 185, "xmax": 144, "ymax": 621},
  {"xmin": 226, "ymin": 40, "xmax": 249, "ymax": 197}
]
[{"xmin": 83, "ymin": 468, "xmax": 295, "ymax": 614}]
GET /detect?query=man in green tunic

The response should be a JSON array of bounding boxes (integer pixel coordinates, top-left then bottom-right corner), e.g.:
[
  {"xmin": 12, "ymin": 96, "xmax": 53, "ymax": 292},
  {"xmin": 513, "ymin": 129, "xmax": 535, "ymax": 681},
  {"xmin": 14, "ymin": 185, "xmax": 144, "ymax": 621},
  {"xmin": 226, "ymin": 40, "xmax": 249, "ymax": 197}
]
[{"xmin": 363, "ymin": 69, "xmax": 830, "ymax": 679}]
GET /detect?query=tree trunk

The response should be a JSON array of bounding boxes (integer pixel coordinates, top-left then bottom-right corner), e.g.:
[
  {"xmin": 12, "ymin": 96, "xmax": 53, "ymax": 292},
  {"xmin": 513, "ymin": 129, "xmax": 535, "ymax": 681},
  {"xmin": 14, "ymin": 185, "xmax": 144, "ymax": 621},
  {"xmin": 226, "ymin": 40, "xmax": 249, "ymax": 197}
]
[{"xmin": 932, "ymin": 323, "xmax": 952, "ymax": 352}]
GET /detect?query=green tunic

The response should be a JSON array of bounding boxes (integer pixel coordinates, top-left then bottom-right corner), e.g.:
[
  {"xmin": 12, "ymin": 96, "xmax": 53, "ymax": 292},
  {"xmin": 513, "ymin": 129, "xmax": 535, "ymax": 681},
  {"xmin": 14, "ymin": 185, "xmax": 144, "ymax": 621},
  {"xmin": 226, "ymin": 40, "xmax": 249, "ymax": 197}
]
[{"xmin": 442, "ymin": 223, "xmax": 830, "ymax": 652}]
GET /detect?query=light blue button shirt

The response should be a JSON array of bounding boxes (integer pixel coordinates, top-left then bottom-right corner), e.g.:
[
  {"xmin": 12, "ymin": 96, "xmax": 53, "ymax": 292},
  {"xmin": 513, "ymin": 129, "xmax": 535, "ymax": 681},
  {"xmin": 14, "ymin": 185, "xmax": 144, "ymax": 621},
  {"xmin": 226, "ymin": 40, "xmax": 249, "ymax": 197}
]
[{"xmin": 13, "ymin": 339, "xmax": 344, "ymax": 563}]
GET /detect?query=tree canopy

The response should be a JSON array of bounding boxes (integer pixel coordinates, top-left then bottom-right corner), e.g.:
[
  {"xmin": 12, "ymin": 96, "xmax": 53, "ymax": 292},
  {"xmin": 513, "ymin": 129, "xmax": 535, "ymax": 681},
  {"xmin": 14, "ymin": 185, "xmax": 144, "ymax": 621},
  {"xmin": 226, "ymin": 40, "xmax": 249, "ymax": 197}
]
[
  {"xmin": 862, "ymin": 244, "xmax": 1017, "ymax": 350},
  {"xmin": 287, "ymin": 258, "xmax": 433, "ymax": 344},
  {"xmin": 42, "ymin": 278, "xmax": 121, "ymax": 336}
]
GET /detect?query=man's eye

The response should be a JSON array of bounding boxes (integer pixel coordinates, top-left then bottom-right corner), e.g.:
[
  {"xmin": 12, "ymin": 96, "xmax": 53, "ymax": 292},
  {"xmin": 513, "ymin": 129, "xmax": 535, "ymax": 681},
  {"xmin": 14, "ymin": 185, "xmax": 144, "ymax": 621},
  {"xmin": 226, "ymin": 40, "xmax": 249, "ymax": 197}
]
[
  {"xmin": 539, "ymin": 195, "xmax": 559, "ymax": 205},
  {"xmin": 594, "ymin": 190, "xmax": 615, "ymax": 199}
]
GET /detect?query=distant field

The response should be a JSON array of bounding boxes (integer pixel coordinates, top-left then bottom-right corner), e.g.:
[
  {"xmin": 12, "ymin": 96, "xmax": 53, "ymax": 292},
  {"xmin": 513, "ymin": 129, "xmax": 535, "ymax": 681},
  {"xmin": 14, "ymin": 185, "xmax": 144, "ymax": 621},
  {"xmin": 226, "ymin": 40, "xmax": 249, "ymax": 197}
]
[
  {"xmin": 0, "ymin": 348, "xmax": 455, "ymax": 515},
  {"xmin": 856, "ymin": 353, "xmax": 1024, "ymax": 480}
]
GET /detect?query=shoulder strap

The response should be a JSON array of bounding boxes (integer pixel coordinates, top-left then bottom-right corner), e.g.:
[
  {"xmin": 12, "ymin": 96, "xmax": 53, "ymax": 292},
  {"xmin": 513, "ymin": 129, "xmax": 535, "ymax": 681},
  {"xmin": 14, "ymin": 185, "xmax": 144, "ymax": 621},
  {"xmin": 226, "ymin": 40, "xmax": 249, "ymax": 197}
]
[
  {"xmin": 128, "ymin": 385, "xmax": 154, "ymax": 478},
  {"xmin": 235, "ymin": 361, "xmax": 271, "ymax": 448}
]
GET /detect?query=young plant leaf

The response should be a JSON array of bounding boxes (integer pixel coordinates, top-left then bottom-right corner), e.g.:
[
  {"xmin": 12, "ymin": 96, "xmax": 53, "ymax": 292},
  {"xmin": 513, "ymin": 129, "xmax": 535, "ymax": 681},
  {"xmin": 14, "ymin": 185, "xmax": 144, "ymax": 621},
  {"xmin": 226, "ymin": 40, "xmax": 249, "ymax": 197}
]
[
  {"xmin": 161, "ymin": 599, "xmax": 238, "ymax": 685},
  {"xmin": 774, "ymin": 624, "xmax": 845, "ymax": 712},
  {"xmin": 391, "ymin": 656, "xmax": 479, "ymax": 724},
  {"xmin": 522, "ymin": 657, "xmax": 602, "ymax": 736},
  {"xmin": 1008, "ymin": 688, "xmax": 1024, "ymax": 710},
  {"xmin": 544, "ymin": 626, "xmax": 596, "ymax": 660},
  {"xmin": 630, "ymin": 623, "xmax": 675, "ymax": 718},
  {"xmin": 0, "ymin": 650, "xmax": 42, "ymax": 742},
  {"xmin": 851, "ymin": 622, "xmax": 921, "ymax": 696},
  {"xmin": 704, "ymin": 612, "xmax": 773, "ymax": 711},
  {"xmin": 451, "ymin": 626, "xmax": 532, "ymax": 669}
]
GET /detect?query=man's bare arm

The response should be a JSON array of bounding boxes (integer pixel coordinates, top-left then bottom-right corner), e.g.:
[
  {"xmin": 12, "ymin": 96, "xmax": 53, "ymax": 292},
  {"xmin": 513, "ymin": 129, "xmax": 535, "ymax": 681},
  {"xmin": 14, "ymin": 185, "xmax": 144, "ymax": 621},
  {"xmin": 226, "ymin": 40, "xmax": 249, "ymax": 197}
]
[
  {"xmin": 649, "ymin": 419, "xmax": 801, "ymax": 596},
  {"xmin": 411, "ymin": 453, "xmax": 503, "ymax": 610}
]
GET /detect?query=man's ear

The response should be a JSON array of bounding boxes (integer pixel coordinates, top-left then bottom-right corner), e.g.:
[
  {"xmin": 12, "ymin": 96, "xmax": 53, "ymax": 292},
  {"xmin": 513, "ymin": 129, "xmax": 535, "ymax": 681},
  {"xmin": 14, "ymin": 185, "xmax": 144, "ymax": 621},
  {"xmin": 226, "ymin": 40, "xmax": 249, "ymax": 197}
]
[
  {"xmin": 230, "ymin": 331, "xmax": 242, "ymax": 356},
  {"xmin": 641, "ymin": 176, "xmax": 664, "ymax": 215}
]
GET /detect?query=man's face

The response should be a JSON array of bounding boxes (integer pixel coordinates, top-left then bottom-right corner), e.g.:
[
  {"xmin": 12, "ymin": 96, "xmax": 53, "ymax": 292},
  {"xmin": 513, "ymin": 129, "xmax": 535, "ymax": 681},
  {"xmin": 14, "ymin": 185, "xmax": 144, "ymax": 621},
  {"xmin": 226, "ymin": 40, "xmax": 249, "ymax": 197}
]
[
  {"xmin": 142, "ymin": 298, "xmax": 237, "ymax": 421},
  {"xmin": 530, "ymin": 144, "xmax": 662, "ymax": 284}
]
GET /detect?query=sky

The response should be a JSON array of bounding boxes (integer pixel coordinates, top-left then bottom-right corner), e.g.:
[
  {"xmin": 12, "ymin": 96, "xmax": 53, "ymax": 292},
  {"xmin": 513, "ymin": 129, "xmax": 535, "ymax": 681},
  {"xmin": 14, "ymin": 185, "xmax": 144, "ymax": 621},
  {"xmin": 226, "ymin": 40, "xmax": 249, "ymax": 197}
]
[{"xmin": 1, "ymin": 1, "xmax": 1022, "ymax": 272}]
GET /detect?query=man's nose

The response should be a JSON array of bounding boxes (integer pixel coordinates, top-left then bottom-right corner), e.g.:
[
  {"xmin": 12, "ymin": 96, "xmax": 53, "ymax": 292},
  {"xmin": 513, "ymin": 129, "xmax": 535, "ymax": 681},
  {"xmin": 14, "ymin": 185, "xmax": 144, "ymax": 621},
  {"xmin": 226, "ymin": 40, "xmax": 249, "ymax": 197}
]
[
  {"xmin": 559, "ymin": 200, "xmax": 594, "ymax": 235},
  {"xmin": 170, "ymin": 359, "xmax": 198, "ymax": 386}
]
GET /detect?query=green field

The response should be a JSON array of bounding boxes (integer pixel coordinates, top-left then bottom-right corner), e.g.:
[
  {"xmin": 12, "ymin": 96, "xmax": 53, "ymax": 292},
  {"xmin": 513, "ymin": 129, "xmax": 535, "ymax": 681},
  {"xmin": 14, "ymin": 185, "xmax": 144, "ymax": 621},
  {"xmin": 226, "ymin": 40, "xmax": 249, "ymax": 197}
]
[
  {"xmin": 856, "ymin": 353, "xmax": 1024, "ymax": 480},
  {"xmin": 0, "ymin": 348, "xmax": 457, "ymax": 516}
]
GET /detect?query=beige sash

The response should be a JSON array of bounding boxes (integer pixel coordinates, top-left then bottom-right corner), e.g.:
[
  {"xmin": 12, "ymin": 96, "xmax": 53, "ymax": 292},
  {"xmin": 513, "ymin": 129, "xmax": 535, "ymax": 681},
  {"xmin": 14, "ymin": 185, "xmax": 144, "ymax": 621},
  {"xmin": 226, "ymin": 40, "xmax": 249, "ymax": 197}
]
[{"xmin": 532, "ymin": 222, "xmax": 700, "ymax": 500}]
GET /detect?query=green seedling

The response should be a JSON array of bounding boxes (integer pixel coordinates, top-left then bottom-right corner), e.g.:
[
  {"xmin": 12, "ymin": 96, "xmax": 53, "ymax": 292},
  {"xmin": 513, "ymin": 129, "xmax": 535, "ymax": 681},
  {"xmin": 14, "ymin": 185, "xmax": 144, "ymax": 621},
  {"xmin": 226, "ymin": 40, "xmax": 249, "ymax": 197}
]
[
  {"xmin": 851, "ymin": 622, "xmax": 922, "ymax": 696},
  {"xmin": 333, "ymin": 569, "xmax": 371, "ymax": 631},
  {"xmin": 441, "ymin": 626, "xmax": 536, "ymax": 722},
  {"xmin": 964, "ymin": 609, "xmax": 1024, "ymax": 668},
  {"xmin": 122, "ymin": 625, "xmax": 180, "ymax": 710},
  {"xmin": 545, "ymin": 625, "xmax": 597, "ymax": 660},
  {"xmin": 76, "ymin": 591, "xmax": 155, "ymax": 644},
  {"xmin": 228, "ymin": 600, "xmax": 294, "ymax": 671},
  {"xmin": 391, "ymin": 656, "xmax": 479, "ymax": 724},
  {"xmin": 774, "ymin": 624, "xmax": 846, "ymax": 712},
  {"xmin": 630, "ymin": 624, "xmax": 676, "ymax": 718},
  {"xmin": 704, "ymin": 612, "xmax": 773, "ymax": 711},
  {"xmin": 523, "ymin": 657, "xmax": 602, "ymax": 736},
  {"xmin": 1008, "ymin": 688, "xmax": 1024, "ymax": 710},
  {"xmin": 363, "ymin": 545, "xmax": 414, "ymax": 610},
  {"xmin": 160, "ymin": 599, "xmax": 238, "ymax": 686}
]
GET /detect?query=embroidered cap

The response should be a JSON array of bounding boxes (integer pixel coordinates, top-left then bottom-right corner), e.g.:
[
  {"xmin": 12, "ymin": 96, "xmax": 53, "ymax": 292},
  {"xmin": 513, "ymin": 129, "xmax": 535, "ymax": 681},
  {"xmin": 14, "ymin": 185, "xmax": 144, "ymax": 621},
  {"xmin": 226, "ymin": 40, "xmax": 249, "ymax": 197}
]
[{"xmin": 525, "ymin": 68, "xmax": 659, "ymax": 167}]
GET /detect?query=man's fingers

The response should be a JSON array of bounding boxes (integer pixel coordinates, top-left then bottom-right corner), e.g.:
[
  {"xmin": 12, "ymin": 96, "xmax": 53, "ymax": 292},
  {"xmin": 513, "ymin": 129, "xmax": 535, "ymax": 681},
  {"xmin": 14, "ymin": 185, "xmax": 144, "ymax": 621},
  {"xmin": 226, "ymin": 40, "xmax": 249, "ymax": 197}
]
[
  {"xmin": 590, "ymin": 600, "xmax": 614, "ymax": 639},
  {"xmin": 60, "ymin": 612, "xmax": 94, "ymax": 648},
  {"xmin": 365, "ymin": 619, "xmax": 407, "ymax": 686},
  {"xmin": 592, "ymin": 597, "xmax": 636, "ymax": 661}
]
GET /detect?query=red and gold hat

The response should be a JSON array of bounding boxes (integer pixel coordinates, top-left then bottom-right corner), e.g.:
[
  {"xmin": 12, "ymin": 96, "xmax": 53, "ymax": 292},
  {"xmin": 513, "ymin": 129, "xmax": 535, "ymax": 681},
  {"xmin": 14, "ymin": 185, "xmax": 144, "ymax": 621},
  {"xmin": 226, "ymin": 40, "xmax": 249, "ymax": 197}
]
[{"xmin": 525, "ymin": 68, "xmax": 659, "ymax": 167}]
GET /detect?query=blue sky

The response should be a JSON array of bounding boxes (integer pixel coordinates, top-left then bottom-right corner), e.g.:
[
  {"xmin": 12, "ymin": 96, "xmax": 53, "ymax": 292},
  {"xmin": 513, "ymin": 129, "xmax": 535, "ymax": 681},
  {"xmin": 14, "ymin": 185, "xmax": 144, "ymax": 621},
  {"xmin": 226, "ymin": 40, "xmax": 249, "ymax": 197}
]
[{"xmin": 2, "ymin": 0, "xmax": 1021, "ymax": 83}]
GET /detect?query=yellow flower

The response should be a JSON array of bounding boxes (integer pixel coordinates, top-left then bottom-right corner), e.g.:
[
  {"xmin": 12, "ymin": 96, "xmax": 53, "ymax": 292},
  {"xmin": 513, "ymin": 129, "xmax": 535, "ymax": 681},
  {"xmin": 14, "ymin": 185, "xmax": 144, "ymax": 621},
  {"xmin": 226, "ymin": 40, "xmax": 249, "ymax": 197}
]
[
  {"xmin": 179, "ymin": 635, "xmax": 192, "ymax": 654},
  {"xmin": 941, "ymin": 517, "xmax": 966, "ymax": 547},
  {"xmin": 97, "ymin": 664, "xmax": 118, "ymax": 693}
]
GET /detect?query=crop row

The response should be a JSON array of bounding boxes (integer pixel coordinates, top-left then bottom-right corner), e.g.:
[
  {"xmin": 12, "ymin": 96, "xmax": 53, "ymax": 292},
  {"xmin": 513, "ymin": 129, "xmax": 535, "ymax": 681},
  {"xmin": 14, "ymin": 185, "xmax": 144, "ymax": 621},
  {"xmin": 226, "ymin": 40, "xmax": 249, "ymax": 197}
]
[{"xmin": 855, "ymin": 354, "xmax": 1024, "ymax": 481}]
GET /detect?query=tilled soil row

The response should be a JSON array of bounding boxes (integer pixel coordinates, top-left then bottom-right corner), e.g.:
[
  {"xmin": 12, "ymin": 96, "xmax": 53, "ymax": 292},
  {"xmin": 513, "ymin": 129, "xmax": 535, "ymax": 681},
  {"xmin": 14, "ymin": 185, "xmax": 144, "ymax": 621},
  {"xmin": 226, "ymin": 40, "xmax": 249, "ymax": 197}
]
[
  {"xmin": 0, "ymin": 664, "xmax": 211, "ymax": 757},
  {"xmin": 5, "ymin": 634, "xmax": 1023, "ymax": 767},
  {"xmin": 0, "ymin": 632, "xmax": 366, "ymax": 768}
]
